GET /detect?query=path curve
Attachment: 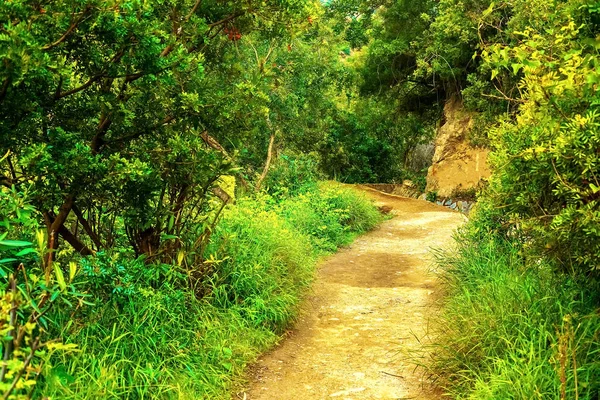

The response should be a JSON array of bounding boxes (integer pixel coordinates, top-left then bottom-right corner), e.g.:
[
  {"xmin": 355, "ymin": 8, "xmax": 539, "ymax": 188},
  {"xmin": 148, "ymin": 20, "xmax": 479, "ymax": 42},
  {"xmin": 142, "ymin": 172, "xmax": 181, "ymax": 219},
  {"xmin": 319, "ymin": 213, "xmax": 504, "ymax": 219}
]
[{"xmin": 242, "ymin": 187, "xmax": 465, "ymax": 399}]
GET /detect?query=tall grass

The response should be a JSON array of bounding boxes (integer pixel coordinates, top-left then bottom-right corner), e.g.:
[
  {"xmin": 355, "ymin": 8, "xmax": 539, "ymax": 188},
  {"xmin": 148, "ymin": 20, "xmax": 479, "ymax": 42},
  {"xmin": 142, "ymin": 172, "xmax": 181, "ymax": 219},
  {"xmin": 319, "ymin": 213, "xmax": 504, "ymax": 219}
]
[
  {"xmin": 40, "ymin": 182, "xmax": 381, "ymax": 399},
  {"xmin": 430, "ymin": 231, "xmax": 600, "ymax": 399}
]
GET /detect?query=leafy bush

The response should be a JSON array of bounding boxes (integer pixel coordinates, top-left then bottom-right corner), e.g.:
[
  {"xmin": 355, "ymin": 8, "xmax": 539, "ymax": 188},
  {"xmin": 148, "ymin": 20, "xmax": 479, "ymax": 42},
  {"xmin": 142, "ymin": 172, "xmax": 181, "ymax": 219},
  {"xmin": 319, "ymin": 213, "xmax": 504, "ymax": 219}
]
[
  {"xmin": 273, "ymin": 183, "xmax": 382, "ymax": 252},
  {"xmin": 478, "ymin": 0, "xmax": 600, "ymax": 274},
  {"xmin": 425, "ymin": 191, "xmax": 438, "ymax": 202},
  {"xmin": 79, "ymin": 253, "xmax": 187, "ymax": 308},
  {"xmin": 205, "ymin": 197, "xmax": 316, "ymax": 332},
  {"xmin": 0, "ymin": 187, "xmax": 85, "ymax": 399},
  {"xmin": 263, "ymin": 152, "xmax": 322, "ymax": 198}
]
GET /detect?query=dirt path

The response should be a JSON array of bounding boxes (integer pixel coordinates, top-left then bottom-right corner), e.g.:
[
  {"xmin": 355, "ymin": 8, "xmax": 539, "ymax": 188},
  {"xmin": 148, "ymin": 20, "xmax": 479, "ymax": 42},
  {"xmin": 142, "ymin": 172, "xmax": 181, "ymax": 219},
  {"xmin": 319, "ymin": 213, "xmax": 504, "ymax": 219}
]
[{"xmin": 242, "ymin": 187, "xmax": 465, "ymax": 399}]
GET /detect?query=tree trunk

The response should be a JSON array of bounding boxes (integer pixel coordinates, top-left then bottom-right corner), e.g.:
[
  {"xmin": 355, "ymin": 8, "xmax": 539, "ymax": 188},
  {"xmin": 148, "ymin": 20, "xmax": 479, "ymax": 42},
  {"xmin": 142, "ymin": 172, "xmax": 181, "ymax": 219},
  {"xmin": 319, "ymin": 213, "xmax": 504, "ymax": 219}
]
[
  {"xmin": 72, "ymin": 205, "xmax": 104, "ymax": 249},
  {"xmin": 44, "ymin": 193, "xmax": 76, "ymax": 264},
  {"xmin": 255, "ymin": 133, "xmax": 275, "ymax": 192}
]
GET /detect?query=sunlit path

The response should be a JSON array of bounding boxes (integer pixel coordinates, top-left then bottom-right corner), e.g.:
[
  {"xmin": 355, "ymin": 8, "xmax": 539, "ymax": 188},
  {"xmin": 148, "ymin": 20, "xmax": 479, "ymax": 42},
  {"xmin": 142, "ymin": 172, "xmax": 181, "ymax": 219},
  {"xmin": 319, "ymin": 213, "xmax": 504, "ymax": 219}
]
[{"xmin": 243, "ymin": 187, "xmax": 465, "ymax": 399}]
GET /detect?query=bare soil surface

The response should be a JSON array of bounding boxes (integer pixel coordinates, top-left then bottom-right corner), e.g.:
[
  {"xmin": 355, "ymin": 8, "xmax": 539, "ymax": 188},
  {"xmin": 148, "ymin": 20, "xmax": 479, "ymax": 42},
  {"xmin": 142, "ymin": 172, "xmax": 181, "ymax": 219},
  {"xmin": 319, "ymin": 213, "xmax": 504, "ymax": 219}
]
[{"xmin": 241, "ymin": 187, "xmax": 465, "ymax": 400}]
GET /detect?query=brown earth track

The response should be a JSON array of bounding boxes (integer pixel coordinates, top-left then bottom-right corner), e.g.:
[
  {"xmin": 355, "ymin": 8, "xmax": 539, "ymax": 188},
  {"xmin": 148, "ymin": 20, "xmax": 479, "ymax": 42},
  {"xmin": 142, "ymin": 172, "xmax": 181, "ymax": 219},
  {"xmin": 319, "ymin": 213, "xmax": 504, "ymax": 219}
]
[{"xmin": 241, "ymin": 186, "xmax": 465, "ymax": 400}]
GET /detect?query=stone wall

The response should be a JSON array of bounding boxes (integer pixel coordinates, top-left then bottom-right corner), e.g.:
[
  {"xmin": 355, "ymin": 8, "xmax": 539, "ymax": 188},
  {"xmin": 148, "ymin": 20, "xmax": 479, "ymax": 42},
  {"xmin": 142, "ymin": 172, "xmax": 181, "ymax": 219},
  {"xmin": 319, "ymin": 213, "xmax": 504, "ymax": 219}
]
[
  {"xmin": 365, "ymin": 183, "xmax": 475, "ymax": 216},
  {"xmin": 363, "ymin": 182, "xmax": 421, "ymax": 199}
]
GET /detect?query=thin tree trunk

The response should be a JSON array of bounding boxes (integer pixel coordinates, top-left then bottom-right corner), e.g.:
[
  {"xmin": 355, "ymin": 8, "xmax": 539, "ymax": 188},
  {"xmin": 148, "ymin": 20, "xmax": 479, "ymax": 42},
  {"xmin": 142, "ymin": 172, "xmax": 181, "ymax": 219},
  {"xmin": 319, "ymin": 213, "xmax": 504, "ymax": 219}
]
[
  {"xmin": 255, "ymin": 133, "xmax": 275, "ymax": 192},
  {"xmin": 72, "ymin": 205, "xmax": 103, "ymax": 249},
  {"xmin": 44, "ymin": 193, "xmax": 75, "ymax": 265}
]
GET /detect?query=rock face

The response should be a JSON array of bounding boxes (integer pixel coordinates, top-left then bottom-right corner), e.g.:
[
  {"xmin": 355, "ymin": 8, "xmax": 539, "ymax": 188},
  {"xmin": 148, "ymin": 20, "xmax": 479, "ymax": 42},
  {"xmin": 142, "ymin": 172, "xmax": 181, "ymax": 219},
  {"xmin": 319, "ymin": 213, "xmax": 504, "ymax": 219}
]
[{"xmin": 425, "ymin": 98, "xmax": 491, "ymax": 197}]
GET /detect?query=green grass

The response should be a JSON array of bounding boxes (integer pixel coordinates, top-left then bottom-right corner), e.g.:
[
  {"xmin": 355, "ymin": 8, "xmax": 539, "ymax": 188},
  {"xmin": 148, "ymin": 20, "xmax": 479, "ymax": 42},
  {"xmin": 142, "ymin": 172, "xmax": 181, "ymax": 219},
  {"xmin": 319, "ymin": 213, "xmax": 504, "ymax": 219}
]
[
  {"xmin": 429, "ymin": 230, "xmax": 600, "ymax": 399},
  {"xmin": 273, "ymin": 182, "xmax": 382, "ymax": 252},
  {"xmin": 40, "ymin": 182, "xmax": 381, "ymax": 399}
]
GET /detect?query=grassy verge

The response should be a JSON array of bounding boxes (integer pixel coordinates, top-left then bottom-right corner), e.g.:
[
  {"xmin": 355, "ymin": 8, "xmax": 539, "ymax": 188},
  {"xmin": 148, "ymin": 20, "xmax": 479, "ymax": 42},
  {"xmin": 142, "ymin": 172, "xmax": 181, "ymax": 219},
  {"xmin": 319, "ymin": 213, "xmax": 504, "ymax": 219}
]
[
  {"xmin": 41, "ymin": 182, "xmax": 381, "ymax": 399},
  {"xmin": 429, "ymin": 227, "xmax": 600, "ymax": 399}
]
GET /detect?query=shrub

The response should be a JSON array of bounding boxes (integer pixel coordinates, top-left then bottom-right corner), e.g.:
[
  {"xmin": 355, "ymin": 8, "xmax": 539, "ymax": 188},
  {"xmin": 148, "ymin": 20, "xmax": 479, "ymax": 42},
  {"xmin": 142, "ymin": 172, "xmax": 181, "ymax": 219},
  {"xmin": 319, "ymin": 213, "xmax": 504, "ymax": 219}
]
[
  {"xmin": 0, "ymin": 187, "xmax": 85, "ymax": 399},
  {"xmin": 205, "ymin": 198, "xmax": 316, "ymax": 332},
  {"xmin": 273, "ymin": 182, "xmax": 382, "ymax": 252},
  {"xmin": 476, "ymin": 1, "xmax": 600, "ymax": 274},
  {"xmin": 263, "ymin": 153, "xmax": 323, "ymax": 198}
]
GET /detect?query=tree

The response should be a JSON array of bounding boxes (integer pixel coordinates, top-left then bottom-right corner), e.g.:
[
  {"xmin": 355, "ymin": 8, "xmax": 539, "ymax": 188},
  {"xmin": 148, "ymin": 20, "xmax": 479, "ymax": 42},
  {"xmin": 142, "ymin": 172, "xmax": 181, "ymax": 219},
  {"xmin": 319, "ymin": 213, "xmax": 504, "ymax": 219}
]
[{"xmin": 0, "ymin": 0, "xmax": 313, "ymax": 260}]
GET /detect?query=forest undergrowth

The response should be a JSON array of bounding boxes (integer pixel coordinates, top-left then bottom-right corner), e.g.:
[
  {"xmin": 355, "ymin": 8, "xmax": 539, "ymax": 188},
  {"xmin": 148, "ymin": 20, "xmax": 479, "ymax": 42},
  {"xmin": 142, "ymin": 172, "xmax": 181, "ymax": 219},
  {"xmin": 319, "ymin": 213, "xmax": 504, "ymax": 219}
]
[
  {"xmin": 429, "ymin": 212, "xmax": 600, "ymax": 399},
  {"xmin": 1, "ymin": 179, "xmax": 380, "ymax": 399}
]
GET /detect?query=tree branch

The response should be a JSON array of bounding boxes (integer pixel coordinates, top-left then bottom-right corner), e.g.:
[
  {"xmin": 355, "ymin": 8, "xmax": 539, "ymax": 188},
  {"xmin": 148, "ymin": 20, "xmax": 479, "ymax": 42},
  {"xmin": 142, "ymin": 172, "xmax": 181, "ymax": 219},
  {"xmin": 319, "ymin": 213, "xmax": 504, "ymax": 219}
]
[
  {"xmin": 207, "ymin": 11, "xmax": 245, "ymax": 28},
  {"xmin": 42, "ymin": 7, "xmax": 91, "ymax": 50},
  {"xmin": 108, "ymin": 115, "xmax": 176, "ymax": 146},
  {"xmin": 56, "ymin": 48, "xmax": 124, "ymax": 99},
  {"xmin": 72, "ymin": 205, "xmax": 104, "ymax": 249},
  {"xmin": 56, "ymin": 75, "xmax": 102, "ymax": 99},
  {"xmin": 255, "ymin": 133, "xmax": 275, "ymax": 192},
  {"xmin": 58, "ymin": 224, "xmax": 94, "ymax": 256},
  {"xmin": 46, "ymin": 193, "xmax": 76, "ymax": 265},
  {"xmin": 50, "ymin": 193, "xmax": 75, "ymax": 235},
  {"xmin": 185, "ymin": 0, "xmax": 203, "ymax": 21}
]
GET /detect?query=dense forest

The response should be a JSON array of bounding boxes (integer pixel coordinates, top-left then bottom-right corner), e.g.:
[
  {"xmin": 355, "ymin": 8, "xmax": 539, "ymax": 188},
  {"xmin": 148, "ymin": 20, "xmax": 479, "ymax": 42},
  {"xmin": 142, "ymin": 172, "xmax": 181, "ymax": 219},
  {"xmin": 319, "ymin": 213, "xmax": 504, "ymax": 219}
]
[{"xmin": 1, "ymin": 0, "xmax": 600, "ymax": 398}]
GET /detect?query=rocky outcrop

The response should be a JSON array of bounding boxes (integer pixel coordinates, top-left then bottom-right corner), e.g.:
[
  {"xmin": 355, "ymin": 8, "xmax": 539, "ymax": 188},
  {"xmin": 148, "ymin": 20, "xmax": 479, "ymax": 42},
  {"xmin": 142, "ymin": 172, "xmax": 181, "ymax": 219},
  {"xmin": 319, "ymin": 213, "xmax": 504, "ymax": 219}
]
[{"xmin": 425, "ymin": 98, "xmax": 491, "ymax": 198}]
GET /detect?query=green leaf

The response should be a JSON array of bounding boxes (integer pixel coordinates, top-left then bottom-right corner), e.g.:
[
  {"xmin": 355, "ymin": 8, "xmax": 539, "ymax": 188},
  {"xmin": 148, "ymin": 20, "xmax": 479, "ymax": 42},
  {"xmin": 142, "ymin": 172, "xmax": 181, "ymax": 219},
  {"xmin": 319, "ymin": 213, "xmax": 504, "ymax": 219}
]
[
  {"xmin": 69, "ymin": 262, "xmax": 77, "ymax": 282},
  {"xmin": 15, "ymin": 248, "xmax": 37, "ymax": 257},
  {"xmin": 222, "ymin": 361, "xmax": 233, "ymax": 371},
  {"xmin": 482, "ymin": 2, "xmax": 495, "ymax": 18},
  {"xmin": 511, "ymin": 63, "xmax": 523, "ymax": 75},
  {"xmin": 54, "ymin": 264, "xmax": 67, "ymax": 291},
  {"xmin": 0, "ymin": 240, "xmax": 33, "ymax": 247}
]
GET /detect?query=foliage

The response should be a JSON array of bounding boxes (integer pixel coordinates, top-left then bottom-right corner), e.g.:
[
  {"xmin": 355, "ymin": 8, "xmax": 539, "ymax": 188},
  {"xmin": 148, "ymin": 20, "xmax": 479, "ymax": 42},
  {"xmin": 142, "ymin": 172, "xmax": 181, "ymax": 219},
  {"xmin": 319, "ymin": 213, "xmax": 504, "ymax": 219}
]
[
  {"xmin": 321, "ymin": 0, "xmax": 443, "ymax": 183},
  {"xmin": 430, "ymin": 227, "xmax": 600, "ymax": 399},
  {"xmin": 0, "ymin": 188, "xmax": 85, "ymax": 399},
  {"xmin": 0, "ymin": 0, "xmax": 331, "ymax": 263},
  {"xmin": 204, "ymin": 198, "xmax": 316, "ymax": 332},
  {"xmin": 478, "ymin": 0, "xmax": 600, "ymax": 273},
  {"xmin": 350, "ymin": 0, "xmax": 600, "ymax": 397},
  {"xmin": 1, "ymin": 0, "xmax": 390, "ymax": 396},
  {"xmin": 32, "ymin": 184, "xmax": 380, "ymax": 398},
  {"xmin": 425, "ymin": 191, "xmax": 438, "ymax": 203},
  {"xmin": 263, "ymin": 152, "xmax": 323, "ymax": 197},
  {"xmin": 273, "ymin": 183, "xmax": 381, "ymax": 252}
]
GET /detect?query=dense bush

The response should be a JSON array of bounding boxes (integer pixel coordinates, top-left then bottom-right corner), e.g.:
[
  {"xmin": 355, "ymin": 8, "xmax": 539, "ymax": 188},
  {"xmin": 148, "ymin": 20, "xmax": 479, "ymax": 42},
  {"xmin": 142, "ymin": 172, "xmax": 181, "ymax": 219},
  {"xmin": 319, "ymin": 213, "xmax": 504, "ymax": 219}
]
[
  {"xmin": 263, "ymin": 152, "xmax": 323, "ymax": 197},
  {"xmin": 274, "ymin": 183, "xmax": 381, "ymax": 251},
  {"xmin": 478, "ymin": 0, "xmax": 600, "ymax": 274}
]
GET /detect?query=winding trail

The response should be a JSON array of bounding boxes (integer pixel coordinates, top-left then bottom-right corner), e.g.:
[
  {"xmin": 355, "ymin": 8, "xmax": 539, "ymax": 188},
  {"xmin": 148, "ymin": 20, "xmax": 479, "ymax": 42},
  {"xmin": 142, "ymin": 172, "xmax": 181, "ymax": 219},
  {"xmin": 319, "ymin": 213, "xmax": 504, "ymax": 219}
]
[{"xmin": 243, "ymin": 187, "xmax": 465, "ymax": 399}]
